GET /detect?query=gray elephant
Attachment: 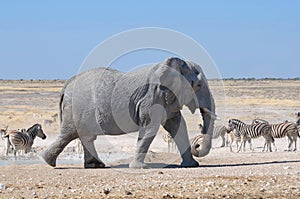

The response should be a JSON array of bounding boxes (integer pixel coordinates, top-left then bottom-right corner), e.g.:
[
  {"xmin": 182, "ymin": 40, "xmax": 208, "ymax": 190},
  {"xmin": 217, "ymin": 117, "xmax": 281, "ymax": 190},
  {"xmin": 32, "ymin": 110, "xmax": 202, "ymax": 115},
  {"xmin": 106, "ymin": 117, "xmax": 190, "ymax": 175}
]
[{"xmin": 42, "ymin": 57, "xmax": 215, "ymax": 168}]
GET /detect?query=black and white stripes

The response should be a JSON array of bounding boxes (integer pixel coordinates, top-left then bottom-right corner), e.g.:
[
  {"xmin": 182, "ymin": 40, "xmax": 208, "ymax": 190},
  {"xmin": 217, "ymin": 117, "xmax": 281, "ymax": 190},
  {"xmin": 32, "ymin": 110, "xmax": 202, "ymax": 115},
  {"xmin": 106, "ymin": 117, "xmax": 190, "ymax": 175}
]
[
  {"xmin": 228, "ymin": 119, "xmax": 273, "ymax": 152},
  {"xmin": 253, "ymin": 119, "xmax": 299, "ymax": 151},
  {"xmin": 3, "ymin": 124, "xmax": 46, "ymax": 159},
  {"xmin": 199, "ymin": 124, "xmax": 231, "ymax": 147}
]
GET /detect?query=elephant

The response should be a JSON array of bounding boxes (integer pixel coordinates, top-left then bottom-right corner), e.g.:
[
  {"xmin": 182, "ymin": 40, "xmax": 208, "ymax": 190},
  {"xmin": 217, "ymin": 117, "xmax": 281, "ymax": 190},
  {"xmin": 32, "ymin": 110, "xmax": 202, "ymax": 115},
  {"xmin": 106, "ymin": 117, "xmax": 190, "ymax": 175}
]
[{"xmin": 42, "ymin": 57, "xmax": 216, "ymax": 168}]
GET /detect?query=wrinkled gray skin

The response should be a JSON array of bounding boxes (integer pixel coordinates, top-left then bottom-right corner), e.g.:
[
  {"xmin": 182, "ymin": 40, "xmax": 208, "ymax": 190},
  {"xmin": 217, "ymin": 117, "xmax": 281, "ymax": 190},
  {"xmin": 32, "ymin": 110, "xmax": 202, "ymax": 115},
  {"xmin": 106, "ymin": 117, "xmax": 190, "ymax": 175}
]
[{"xmin": 42, "ymin": 57, "xmax": 215, "ymax": 168}]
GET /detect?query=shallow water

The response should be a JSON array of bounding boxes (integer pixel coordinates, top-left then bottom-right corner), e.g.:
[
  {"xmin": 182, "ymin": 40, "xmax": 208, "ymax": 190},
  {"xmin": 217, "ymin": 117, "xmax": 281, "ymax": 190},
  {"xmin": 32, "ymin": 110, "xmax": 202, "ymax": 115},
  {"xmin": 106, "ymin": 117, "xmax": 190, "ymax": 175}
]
[{"xmin": 0, "ymin": 152, "xmax": 134, "ymax": 166}]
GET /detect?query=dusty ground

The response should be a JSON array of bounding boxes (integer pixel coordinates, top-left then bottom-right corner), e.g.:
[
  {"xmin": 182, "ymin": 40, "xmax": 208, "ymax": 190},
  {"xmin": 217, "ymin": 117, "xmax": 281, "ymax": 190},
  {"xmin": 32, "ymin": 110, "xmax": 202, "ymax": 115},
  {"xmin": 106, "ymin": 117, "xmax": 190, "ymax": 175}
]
[{"xmin": 0, "ymin": 79, "xmax": 300, "ymax": 198}]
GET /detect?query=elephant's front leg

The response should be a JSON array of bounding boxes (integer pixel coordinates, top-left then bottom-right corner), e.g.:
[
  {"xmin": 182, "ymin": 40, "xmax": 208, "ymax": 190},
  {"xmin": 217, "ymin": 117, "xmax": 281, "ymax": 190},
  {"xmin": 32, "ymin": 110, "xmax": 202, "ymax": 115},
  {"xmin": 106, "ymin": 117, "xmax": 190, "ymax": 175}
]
[
  {"xmin": 129, "ymin": 124, "xmax": 160, "ymax": 169},
  {"xmin": 163, "ymin": 112, "xmax": 199, "ymax": 167},
  {"xmin": 81, "ymin": 135, "xmax": 105, "ymax": 168}
]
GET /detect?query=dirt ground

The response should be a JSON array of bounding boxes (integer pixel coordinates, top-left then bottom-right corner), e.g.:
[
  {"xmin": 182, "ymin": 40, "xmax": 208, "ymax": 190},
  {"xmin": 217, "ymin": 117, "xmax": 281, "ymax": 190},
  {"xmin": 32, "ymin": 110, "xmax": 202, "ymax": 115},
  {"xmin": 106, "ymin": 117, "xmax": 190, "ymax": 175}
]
[{"xmin": 0, "ymin": 79, "xmax": 300, "ymax": 198}]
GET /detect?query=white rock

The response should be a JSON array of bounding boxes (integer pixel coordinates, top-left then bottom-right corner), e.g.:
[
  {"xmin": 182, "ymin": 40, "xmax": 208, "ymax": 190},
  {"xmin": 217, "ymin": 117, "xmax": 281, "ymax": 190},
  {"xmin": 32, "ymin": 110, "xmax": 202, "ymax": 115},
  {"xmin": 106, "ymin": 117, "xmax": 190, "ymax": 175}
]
[
  {"xmin": 206, "ymin": 181, "xmax": 215, "ymax": 186},
  {"xmin": 284, "ymin": 166, "xmax": 291, "ymax": 170},
  {"xmin": 0, "ymin": 183, "xmax": 7, "ymax": 190},
  {"xmin": 204, "ymin": 187, "xmax": 209, "ymax": 192}
]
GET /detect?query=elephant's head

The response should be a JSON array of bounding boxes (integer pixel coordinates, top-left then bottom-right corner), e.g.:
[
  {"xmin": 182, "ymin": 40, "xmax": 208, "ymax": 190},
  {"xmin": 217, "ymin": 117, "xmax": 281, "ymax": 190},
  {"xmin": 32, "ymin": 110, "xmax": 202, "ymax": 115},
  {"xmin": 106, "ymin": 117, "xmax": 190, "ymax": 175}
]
[{"xmin": 149, "ymin": 58, "xmax": 216, "ymax": 157}]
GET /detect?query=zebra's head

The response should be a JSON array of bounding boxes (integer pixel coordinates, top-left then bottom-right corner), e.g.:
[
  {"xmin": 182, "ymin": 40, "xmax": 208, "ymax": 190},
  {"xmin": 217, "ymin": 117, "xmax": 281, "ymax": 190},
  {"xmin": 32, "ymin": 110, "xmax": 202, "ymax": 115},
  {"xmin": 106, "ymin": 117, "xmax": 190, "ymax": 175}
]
[
  {"xmin": 0, "ymin": 125, "xmax": 8, "ymax": 139},
  {"xmin": 30, "ymin": 124, "xmax": 47, "ymax": 140},
  {"xmin": 228, "ymin": 119, "xmax": 242, "ymax": 131}
]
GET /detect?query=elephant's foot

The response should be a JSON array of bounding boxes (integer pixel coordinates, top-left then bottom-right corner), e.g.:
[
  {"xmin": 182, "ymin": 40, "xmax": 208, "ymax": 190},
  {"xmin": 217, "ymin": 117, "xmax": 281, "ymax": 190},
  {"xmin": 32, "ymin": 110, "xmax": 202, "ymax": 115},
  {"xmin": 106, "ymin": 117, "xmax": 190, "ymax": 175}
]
[
  {"xmin": 41, "ymin": 149, "xmax": 58, "ymax": 167},
  {"xmin": 129, "ymin": 160, "xmax": 148, "ymax": 169},
  {"xmin": 84, "ymin": 161, "xmax": 105, "ymax": 169},
  {"xmin": 84, "ymin": 157, "xmax": 105, "ymax": 169},
  {"xmin": 180, "ymin": 158, "xmax": 199, "ymax": 168}
]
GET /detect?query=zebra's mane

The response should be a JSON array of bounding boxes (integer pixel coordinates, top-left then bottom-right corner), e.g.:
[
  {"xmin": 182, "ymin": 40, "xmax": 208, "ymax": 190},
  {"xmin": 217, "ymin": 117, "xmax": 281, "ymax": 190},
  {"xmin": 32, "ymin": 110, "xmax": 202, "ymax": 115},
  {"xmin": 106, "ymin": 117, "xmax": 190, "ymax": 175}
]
[
  {"xmin": 253, "ymin": 118, "xmax": 269, "ymax": 124},
  {"xmin": 230, "ymin": 119, "xmax": 245, "ymax": 124}
]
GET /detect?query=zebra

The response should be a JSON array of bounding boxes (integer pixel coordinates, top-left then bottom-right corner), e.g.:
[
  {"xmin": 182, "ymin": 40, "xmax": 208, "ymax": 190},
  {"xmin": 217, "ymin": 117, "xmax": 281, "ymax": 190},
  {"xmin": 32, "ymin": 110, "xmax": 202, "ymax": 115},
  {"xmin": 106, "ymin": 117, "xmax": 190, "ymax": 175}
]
[
  {"xmin": 296, "ymin": 112, "xmax": 300, "ymax": 127},
  {"xmin": 225, "ymin": 130, "xmax": 253, "ymax": 152},
  {"xmin": 0, "ymin": 126, "xmax": 8, "ymax": 138},
  {"xmin": 228, "ymin": 119, "xmax": 273, "ymax": 152},
  {"xmin": 0, "ymin": 126, "xmax": 9, "ymax": 155},
  {"xmin": 162, "ymin": 132, "xmax": 177, "ymax": 152},
  {"xmin": 3, "ymin": 124, "xmax": 47, "ymax": 159},
  {"xmin": 253, "ymin": 119, "xmax": 299, "ymax": 151},
  {"xmin": 198, "ymin": 124, "xmax": 232, "ymax": 147}
]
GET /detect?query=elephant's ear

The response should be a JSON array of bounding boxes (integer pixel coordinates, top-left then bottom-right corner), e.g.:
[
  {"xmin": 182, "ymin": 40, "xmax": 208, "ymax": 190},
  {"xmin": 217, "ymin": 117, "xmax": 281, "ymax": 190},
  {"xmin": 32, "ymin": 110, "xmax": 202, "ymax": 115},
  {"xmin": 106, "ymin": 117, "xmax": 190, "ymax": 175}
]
[{"xmin": 152, "ymin": 57, "xmax": 187, "ymax": 104}]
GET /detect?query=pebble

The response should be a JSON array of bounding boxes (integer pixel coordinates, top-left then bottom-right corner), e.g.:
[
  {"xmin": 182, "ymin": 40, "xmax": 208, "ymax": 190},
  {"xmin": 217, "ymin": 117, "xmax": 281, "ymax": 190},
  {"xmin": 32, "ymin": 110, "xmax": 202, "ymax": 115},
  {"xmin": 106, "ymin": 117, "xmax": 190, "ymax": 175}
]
[
  {"xmin": 125, "ymin": 190, "xmax": 132, "ymax": 195},
  {"xmin": 0, "ymin": 184, "xmax": 7, "ymax": 190},
  {"xmin": 284, "ymin": 166, "xmax": 291, "ymax": 170},
  {"xmin": 162, "ymin": 193, "xmax": 176, "ymax": 198},
  {"xmin": 260, "ymin": 188, "xmax": 266, "ymax": 192},
  {"xmin": 206, "ymin": 181, "xmax": 215, "ymax": 186},
  {"xmin": 104, "ymin": 187, "xmax": 110, "ymax": 195}
]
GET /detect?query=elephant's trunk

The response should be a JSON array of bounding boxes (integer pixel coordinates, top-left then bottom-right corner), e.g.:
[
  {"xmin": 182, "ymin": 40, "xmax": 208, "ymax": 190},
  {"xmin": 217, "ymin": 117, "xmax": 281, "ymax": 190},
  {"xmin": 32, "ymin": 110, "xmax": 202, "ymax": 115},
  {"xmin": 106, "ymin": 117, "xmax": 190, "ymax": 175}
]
[{"xmin": 191, "ymin": 90, "xmax": 215, "ymax": 157}]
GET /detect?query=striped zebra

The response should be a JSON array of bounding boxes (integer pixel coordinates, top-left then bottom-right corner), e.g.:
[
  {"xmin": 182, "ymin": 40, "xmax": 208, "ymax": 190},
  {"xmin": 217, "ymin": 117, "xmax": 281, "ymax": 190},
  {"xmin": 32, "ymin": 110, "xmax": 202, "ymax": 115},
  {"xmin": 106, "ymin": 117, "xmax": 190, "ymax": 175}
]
[
  {"xmin": 3, "ymin": 124, "xmax": 46, "ymax": 159},
  {"xmin": 253, "ymin": 119, "xmax": 299, "ymax": 151},
  {"xmin": 199, "ymin": 124, "xmax": 232, "ymax": 147},
  {"xmin": 226, "ymin": 130, "xmax": 253, "ymax": 152},
  {"xmin": 228, "ymin": 119, "xmax": 273, "ymax": 152},
  {"xmin": 0, "ymin": 126, "xmax": 9, "ymax": 155},
  {"xmin": 162, "ymin": 132, "xmax": 177, "ymax": 152},
  {"xmin": 296, "ymin": 112, "xmax": 300, "ymax": 129}
]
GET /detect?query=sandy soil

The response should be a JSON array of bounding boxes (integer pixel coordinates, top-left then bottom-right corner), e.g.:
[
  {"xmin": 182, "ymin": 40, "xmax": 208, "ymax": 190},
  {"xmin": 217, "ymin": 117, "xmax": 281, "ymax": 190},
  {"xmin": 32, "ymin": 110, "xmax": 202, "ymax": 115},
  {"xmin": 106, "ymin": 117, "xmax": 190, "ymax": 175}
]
[{"xmin": 0, "ymin": 79, "xmax": 300, "ymax": 198}]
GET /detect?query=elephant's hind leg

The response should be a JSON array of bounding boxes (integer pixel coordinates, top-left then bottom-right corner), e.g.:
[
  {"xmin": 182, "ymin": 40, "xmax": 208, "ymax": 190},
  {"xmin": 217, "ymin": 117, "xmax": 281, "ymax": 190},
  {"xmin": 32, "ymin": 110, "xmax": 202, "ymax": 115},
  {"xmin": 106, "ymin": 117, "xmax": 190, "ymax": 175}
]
[{"xmin": 42, "ymin": 128, "xmax": 78, "ymax": 167}]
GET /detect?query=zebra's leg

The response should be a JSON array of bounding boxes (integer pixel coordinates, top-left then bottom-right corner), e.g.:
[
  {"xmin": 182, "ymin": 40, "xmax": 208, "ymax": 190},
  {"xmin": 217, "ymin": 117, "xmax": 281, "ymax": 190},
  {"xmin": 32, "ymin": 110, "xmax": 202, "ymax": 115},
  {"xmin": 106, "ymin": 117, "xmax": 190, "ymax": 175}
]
[
  {"xmin": 235, "ymin": 140, "xmax": 239, "ymax": 152},
  {"xmin": 220, "ymin": 135, "xmax": 225, "ymax": 147},
  {"xmin": 293, "ymin": 137, "xmax": 297, "ymax": 151},
  {"xmin": 13, "ymin": 148, "xmax": 17, "ymax": 160},
  {"xmin": 287, "ymin": 136, "xmax": 293, "ymax": 151},
  {"xmin": 4, "ymin": 137, "xmax": 10, "ymax": 156},
  {"xmin": 248, "ymin": 139, "xmax": 253, "ymax": 152},
  {"xmin": 243, "ymin": 140, "xmax": 247, "ymax": 152},
  {"xmin": 272, "ymin": 142, "xmax": 277, "ymax": 152},
  {"xmin": 262, "ymin": 141, "xmax": 266, "ymax": 152},
  {"xmin": 237, "ymin": 140, "xmax": 243, "ymax": 153},
  {"xmin": 229, "ymin": 140, "xmax": 233, "ymax": 152}
]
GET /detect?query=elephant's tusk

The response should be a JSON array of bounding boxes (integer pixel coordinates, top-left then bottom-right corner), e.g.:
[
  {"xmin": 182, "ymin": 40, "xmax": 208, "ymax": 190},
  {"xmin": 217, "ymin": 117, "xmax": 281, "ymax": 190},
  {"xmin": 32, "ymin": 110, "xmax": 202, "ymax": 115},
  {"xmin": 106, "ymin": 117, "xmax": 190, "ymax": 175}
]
[{"xmin": 201, "ymin": 108, "xmax": 217, "ymax": 120}]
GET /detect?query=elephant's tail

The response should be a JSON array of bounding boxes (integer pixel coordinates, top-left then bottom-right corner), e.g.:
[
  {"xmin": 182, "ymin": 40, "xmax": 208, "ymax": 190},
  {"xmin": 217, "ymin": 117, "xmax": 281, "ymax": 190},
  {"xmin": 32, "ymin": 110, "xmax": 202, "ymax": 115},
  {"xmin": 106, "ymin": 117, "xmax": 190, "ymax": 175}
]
[
  {"xmin": 59, "ymin": 75, "xmax": 77, "ymax": 123},
  {"xmin": 59, "ymin": 92, "xmax": 64, "ymax": 123}
]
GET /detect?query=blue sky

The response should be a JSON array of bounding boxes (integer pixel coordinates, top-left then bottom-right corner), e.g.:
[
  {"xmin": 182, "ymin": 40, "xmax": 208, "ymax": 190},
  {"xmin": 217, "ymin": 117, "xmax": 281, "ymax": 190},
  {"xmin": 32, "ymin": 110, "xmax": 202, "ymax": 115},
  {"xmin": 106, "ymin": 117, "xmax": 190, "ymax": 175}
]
[{"xmin": 0, "ymin": 1, "xmax": 299, "ymax": 79}]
